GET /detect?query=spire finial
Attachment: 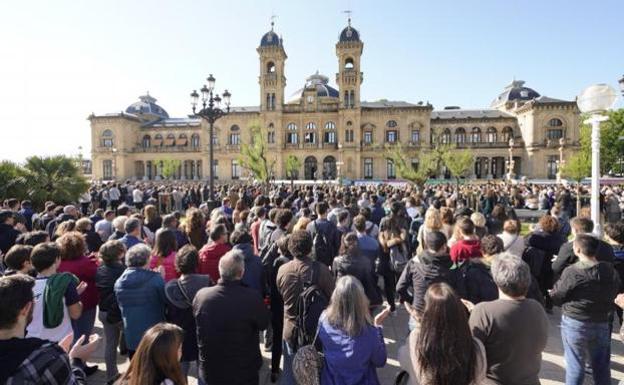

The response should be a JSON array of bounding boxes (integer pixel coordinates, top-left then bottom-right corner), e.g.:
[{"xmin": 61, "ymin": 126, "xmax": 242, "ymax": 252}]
[
  {"xmin": 343, "ymin": 10, "xmax": 352, "ymax": 27},
  {"xmin": 270, "ymin": 14, "xmax": 277, "ymax": 31}
]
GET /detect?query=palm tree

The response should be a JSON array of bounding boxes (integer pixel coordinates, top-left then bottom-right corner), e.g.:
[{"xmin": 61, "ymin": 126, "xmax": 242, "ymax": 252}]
[{"xmin": 23, "ymin": 156, "xmax": 89, "ymax": 207}]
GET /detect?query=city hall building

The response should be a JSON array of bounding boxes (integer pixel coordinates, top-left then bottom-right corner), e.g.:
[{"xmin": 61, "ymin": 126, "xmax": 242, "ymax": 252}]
[{"xmin": 90, "ymin": 20, "xmax": 580, "ymax": 182}]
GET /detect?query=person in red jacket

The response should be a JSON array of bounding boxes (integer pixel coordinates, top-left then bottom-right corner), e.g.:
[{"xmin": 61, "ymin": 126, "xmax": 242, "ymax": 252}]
[
  {"xmin": 198, "ymin": 224, "xmax": 231, "ymax": 281},
  {"xmin": 57, "ymin": 231, "xmax": 100, "ymax": 375},
  {"xmin": 450, "ymin": 217, "xmax": 482, "ymax": 264}
]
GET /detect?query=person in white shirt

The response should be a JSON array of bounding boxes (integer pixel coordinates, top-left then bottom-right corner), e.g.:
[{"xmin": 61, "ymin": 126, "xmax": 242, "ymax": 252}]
[
  {"xmin": 497, "ymin": 219, "xmax": 525, "ymax": 258},
  {"xmin": 27, "ymin": 242, "xmax": 85, "ymax": 342},
  {"xmin": 108, "ymin": 185, "xmax": 121, "ymax": 212},
  {"xmin": 133, "ymin": 186, "xmax": 144, "ymax": 210}
]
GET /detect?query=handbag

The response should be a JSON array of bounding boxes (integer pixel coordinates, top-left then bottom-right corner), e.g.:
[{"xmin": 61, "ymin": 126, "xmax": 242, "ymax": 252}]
[{"xmin": 292, "ymin": 325, "xmax": 323, "ymax": 385}]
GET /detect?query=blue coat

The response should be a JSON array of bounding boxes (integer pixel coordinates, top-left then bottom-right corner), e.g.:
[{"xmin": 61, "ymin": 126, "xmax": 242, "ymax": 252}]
[
  {"xmin": 114, "ymin": 268, "xmax": 165, "ymax": 350},
  {"xmin": 119, "ymin": 234, "xmax": 143, "ymax": 251},
  {"xmin": 233, "ymin": 243, "xmax": 265, "ymax": 296},
  {"xmin": 318, "ymin": 315, "xmax": 386, "ymax": 385}
]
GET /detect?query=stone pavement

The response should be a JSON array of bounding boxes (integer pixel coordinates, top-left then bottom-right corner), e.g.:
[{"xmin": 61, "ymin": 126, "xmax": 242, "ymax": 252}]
[{"xmin": 88, "ymin": 307, "xmax": 624, "ymax": 385}]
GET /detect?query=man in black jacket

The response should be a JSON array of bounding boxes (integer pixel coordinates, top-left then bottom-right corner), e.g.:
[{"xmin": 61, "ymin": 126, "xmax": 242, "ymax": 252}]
[
  {"xmin": 396, "ymin": 231, "xmax": 456, "ymax": 319},
  {"xmin": 0, "ymin": 210, "xmax": 20, "ymax": 255},
  {"xmin": 194, "ymin": 250, "xmax": 269, "ymax": 385},
  {"xmin": 552, "ymin": 217, "xmax": 614, "ymax": 279},
  {"xmin": 306, "ymin": 201, "xmax": 341, "ymax": 266},
  {"xmin": 550, "ymin": 234, "xmax": 620, "ymax": 385}
]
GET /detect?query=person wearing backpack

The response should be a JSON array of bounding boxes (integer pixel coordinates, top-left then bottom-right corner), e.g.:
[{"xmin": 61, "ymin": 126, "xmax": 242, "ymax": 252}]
[
  {"xmin": 277, "ymin": 230, "xmax": 335, "ymax": 385},
  {"xmin": 378, "ymin": 203, "xmax": 408, "ymax": 313},
  {"xmin": 306, "ymin": 202, "xmax": 341, "ymax": 267}
]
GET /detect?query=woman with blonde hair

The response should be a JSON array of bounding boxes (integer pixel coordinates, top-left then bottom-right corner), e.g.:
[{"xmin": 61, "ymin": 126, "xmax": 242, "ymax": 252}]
[
  {"xmin": 143, "ymin": 204, "xmax": 162, "ymax": 234},
  {"xmin": 416, "ymin": 208, "xmax": 442, "ymax": 254},
  {"xmin": 116, "ymin": 323, "xmax": 187, "ymax": 385},
  {"xmin": 293, "ymin": 216, "xmax": 312, "ymax": 232},
  {"xmin": 318, "ymin": 276, "xmax": 390, "ymax": 385},
  {"xmin": 53, "ymin": 219, "xmax": 76, "ymax": 241},
  {"xmin": 470, "ymin": 212, "xmax": 487, "ymax": 239}
]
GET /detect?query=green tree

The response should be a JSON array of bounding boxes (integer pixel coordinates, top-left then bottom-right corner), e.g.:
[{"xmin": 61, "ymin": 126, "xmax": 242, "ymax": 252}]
[
  {"xmin": 158, "ymin": 159, "xmax": 181, "ymax": 179},
  {"xmin": 599, "ymin": 108, "xmax": 624, "ymax": 174},
  {"xmin": 285, "ymin": 155, "xmax": 302, "ymax": 187},
  {"xmin": 442, "ymin": 148, "xmax": 474, "ymax": 188},
  {"xmin": 429, "ymin": 144, "xmax": 452, "ymax": 178},
  {"xmin": 238, "ymin": 121, "xmax": 276, "ymax": 186},
  {"xmin": 22, "ymin": 155, "xmax": 89, "ymax": 208},
  {"xmin": 562, "ymin": 124, "xmax": 591, "ymax": 216},
  {"xmin": 0, "ymin": 160, "xmax": 28, "ymax": 201},
  {"xmin": 384, "ymin": 143, "xmax": 434, "ymax": 186}
]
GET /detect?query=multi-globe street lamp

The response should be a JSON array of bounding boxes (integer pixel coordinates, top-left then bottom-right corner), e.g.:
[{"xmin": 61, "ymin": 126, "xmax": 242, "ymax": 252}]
[
  {"xmin": 190, "ymin": 74, "xmax": 231, "ymax": 210},
  {"xmin": 506, "ymin": 138, "xmax": 515, "ymax": 182},
  {"xmin": 577, "ymin": 84, "xmax": 618, "ymax": 235},
  {"xmin": 556, "ymin": 137, "xmax": 565, "ymax": 185}
]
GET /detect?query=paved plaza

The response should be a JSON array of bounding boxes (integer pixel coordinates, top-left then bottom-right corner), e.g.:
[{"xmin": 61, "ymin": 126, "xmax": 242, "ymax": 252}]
[{"xmin": 88, "ymin": 306, "xmax": 624, "ymax": 385}]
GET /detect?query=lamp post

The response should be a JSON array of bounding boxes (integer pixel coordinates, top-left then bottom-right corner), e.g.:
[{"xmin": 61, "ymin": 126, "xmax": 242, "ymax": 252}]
[
  {"xmin": 577, "ymin": 84, "xmax": 618, "ymax": 235},
  {"xmin": 556, "ymin": 137, "xmax": 565, "ymax": 184},
  {"xmin": 111, "ymin": 147, "xmax": 117, "ymax": 180},
  {"xmin": 336, "ymin": 142, "xmax": 344, "ymax": 182},
  {"xmin": 190, "ymin": 74, "xmax": 231, "ymax": 210},
  {"xmin": 506, "ymin": 138, "xmax": 515, "ymax": 182}
]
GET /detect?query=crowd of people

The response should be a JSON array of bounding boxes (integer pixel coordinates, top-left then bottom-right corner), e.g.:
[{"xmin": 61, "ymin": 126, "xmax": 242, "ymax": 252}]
[{"xmin": 0, "ymin": 179, "xmax": 623, "ymax": 385}]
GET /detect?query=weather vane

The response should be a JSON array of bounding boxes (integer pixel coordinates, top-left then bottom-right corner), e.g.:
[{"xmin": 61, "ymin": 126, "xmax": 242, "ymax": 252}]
[
  {"xmin": 270, "ymin": 14, "xmax": 277, "ymax": 30},
  {"xmin": 342, "ymin": 10, "xmax": 352, "ymax": 26}
]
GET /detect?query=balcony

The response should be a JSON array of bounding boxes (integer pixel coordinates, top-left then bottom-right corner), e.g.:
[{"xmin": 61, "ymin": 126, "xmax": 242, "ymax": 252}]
[
  {"xmin": 130, "ymin": 145, "xmax": 201, "ymax": 153},
  {"xmin": 455, "ymin": 141, "xmax": 513, "ymax": 149}
]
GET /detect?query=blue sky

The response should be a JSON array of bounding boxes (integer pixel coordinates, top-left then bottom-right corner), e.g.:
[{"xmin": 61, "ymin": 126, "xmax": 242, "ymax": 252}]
[{"xmin": 1, "ymin": 0, "xmax": 622, "ymax": 161}]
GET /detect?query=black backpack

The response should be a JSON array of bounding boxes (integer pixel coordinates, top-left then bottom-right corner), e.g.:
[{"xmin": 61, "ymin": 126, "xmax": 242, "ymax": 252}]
[
  {"xmin": 312, "ymin": 221, "xmax": 333, "ymax": 266},
  {"xmin": 293, "ymin": 262, "xmax": 329, "ymax": 351}
]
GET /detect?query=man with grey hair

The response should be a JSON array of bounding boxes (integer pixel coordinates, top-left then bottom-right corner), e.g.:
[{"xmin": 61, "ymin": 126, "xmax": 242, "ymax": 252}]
[
  {"xmin": 194, "ymin": 250, "xmax": 269, "ymax": 385},
  {"xmin": 119, "ymin": 217, "xmax": 144, "ymax": 250},
  {"xmin": 108, "ymin": 215, "xmax": 127, "ymax": 241},
  {"xmin": 469, "ymin": 252, "xmax": 548, "ymax": 385},
  {"xmin": 114, "ymin": 244, "xmax": 165, "ymax": 358}
]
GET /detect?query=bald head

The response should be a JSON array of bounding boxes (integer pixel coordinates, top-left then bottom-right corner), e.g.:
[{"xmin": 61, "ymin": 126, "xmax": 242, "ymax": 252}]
[{"xmin": 218, "ymin": 250, "xmax": 245, "ymax": 282}]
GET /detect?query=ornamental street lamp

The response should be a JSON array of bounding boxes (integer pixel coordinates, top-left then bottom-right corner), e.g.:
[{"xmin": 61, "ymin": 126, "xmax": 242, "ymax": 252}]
[
  {"xmin": 577, "ymin": 84, "xmax": 618, "ymax": 235},
  {"xmin": 190, "ymin": 74, "xmax": 231, "ymax": 210},
  {"xmin": 556, "ymin": 137, "xmax": 565, "ymax": 184},
  {"xmin": 506, "ymin": 138, "xmax": 515, "ymax": 181}
]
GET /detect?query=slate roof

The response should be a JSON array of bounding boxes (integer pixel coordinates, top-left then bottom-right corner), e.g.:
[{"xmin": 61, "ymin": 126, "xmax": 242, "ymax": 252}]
[{"xmin": 431, "ymin": 109, "xmax": 514, "ymax": 119}]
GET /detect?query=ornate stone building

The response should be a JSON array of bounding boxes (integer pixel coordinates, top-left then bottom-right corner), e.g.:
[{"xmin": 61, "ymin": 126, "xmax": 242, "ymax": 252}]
[{"xmin": 90, "ymin": 20, "xmax": 580, "ymax": 182}]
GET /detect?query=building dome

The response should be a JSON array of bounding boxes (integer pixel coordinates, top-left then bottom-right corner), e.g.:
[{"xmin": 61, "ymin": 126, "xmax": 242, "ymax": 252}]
[
  {"xmin": 260, "ymin": 22, "xmax": 282, "ymax": 47},
  {"xmin": 491, "ymin": 80, "xmax": 540, "ymax": 107},
  {"xmin": 339, "ymin": 19, "xmax": 360, "ymax": 42},
  {"xmin": 125, "ymin": 93, "xmax": 169, "ymax": 119},
  {"xmin": 304, "ymin": 72, "xmax": 339, "ymax": 98}
]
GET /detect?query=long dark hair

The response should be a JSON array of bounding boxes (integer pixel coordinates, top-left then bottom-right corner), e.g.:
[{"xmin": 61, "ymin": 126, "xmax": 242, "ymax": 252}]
[
  {"xmin": 118, "ymin": 323, "xmax": 186, "ymax": 385},
  {"xmin": 416, "ymin": 283, "xmax": 477, "ymax": 385},
  {"xmin": 153, "ymin": 229, "xmax": 177, "ymax": 259}
]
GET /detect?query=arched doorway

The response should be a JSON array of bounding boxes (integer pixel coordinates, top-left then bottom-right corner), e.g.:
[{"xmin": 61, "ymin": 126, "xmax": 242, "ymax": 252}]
[
  {"xmin": 304, "ymin": 156, "xmax": 318, "ymax": 180},
  {"xmin": 323, "ymin": 156, "xmax": 337, "ymax": 180}
]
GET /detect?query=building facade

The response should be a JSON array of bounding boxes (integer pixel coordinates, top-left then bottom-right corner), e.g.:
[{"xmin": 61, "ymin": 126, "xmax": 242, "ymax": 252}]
[{"xmin": 90, "ymin": 21, "xmax": 580, "ymax": 182}]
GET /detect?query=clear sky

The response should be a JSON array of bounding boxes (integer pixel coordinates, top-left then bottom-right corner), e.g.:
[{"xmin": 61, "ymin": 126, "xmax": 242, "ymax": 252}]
[{"xmin": 1, "ymin": 0, "xmax": 622, "ymax": 162}]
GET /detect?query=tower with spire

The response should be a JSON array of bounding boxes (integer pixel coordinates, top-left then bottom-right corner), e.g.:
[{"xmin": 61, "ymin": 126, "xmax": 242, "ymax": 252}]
[
  {"xmin": 257, "ymin": 19, "xmax": 287, "ymax": 112},
  {"xmin": 336, "ymin": 13, "xmax": 363, "ymax": 109}
]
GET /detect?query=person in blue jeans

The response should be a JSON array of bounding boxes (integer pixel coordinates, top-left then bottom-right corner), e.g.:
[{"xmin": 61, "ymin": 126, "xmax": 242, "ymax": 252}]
[{"xmin": 550, "ymin": 233, "xmax": 620, "ymax": 385}]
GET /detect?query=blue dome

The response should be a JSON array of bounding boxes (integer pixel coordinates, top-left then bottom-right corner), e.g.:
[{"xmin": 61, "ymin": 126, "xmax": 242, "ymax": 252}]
[
  {"xmin": 339, "ymin": 25, "xmax": 360, "ymax": 42},
  {"xmin": 491, "ymin": 80, "xmax": 540, "ymax": 107},
  {"xmin": 125, "ymin": 94, "xmax": 169, "ymax": 119},
  {"xmin": 305, "ymin": 72, "xmax": 339, "ymax": 98},
  {"xmin": 260, "ymin": 30, "xmax": 281, "ymax": 47}
]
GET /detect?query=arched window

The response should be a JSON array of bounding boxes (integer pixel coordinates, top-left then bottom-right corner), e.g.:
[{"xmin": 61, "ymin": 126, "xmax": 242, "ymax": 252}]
[
  {"xmin": 344, "ymin": 57, "xmax": 354, "ymax": 70},
  {"xmin": 387, "ymin": 159, "xmax": 396, "ymax": 179},
  {"xmin": 455, "ymin": 127, "xmax": 466, "ymax": 144},
  {"xmin": 441, "ymin": 128, "xmax": 451, "ymax": 144},
  {"xmin": 486, "ymin": 127, "xmax": 497, "ymax": 143},
  {"xmin": 346, "ymin": 121, "xmax": 352, "ymax": 127},
  {"xmin": 101, "ymin": 129, "xmax": 114, "ymax": 147},
  {"xmin": 154, "ymin": 133, "xmax": 163, "ymax": 147},
  {"xmin": 287, "ymin": 123, "xmax": 298, "ymax": 131},
  {"xmin": 166, "ymin": 133, "xmax": 176, "ymax": 147},
  {"xmin": 386, "ymin": 120, "xmax": 398, "ymax": 128},
  {"xmin": 230, "ymin": 125, "xmax": 240, "ymax": 131},
  {"xmin": 267, "ymin": 61, "xmax": 276, "ymax": 74},
  {"xmin": 411, "ymin": 129, "xmax": 420, "ymax": 143},
  {"xmin": 178, "ymin": 133, "xmax": 188, "ymax": 146},
  {"xmin": 502, "ymin": 126, "xmax": 513, "ymax": 142},
  {"xmin": 142, "ymin": 134, "xmax": 151, "ymax": 148},
  {"xmin": 548, "ymin": 118, "xmax": 563, "ymax": 127},
  {"xmin": 191, "ymin": 134, "xmax": 200, "ymax": 148},
  {"xmin": 324, "ymin": 121, "xmax": 336, "ymax": 130},
  {"xmin": 471, "ymin": 127, "xmax": 482, "ymax": 143},
  {"xmin": 305, "ymin": 122, "xmax": 316, "ymax": 130}
]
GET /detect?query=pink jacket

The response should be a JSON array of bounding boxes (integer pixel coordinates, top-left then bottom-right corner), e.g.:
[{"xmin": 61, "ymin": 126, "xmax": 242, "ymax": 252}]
[{"xmin": 149, "ymin": 251, "xmax": 179, "ymax": 282}]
